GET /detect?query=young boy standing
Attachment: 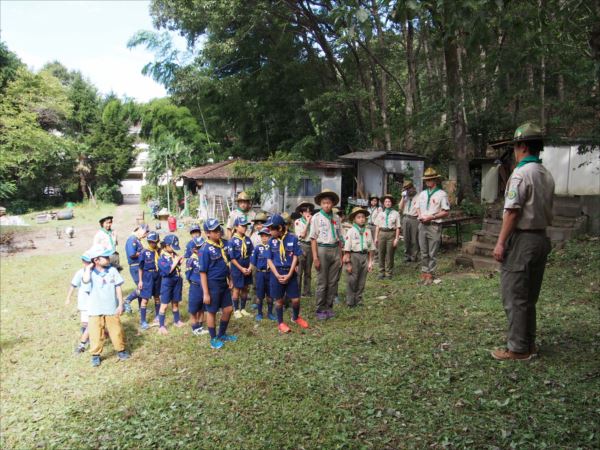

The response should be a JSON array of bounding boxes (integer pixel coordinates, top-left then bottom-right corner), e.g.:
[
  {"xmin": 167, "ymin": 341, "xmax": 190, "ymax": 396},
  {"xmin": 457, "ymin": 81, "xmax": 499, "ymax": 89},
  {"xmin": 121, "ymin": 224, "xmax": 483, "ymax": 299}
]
[
  {"xmin": 265, "ymin": 214, "xmax": 308, "ymax": 333},
  {"xmin": 138, "ymin": 231, "xmax": 162, "ymax": 330},
  {"xmin": 82, "ymin": 245, "xmax": 130, "ymax": 367},
  {"xmin": 227, "ymin": 217, "xmax": 254, "ymax": 318},
  {"xmin": 310, "ymin": 189, "xmax": 343, "ymax": 320},
  {"xmin": 399, "ymin": 180, "xmax": 420, "ymax": 263},
  {"xmin": 250, "ymin": 228, "xmax": 276, "ymax": 321},
  {"xmin": 157, "ymin": 234, "xmax": 186, "ymax": 335},
  {"xmin": 343, "ymin": 207, "xmax": 375, "ymax": 307},
  {"xmin": 374, "ymin": 194, "xmax": 401, "ymax": 279},
  {"xmin": 186, "ymin": 236, "xmax": 208, "ymax": 335},
  {"xmin": 294, "ymin": 201, "xmax": 314, "ymax": 297},
  {"xmin": 65, "ymin": 251, "xmax": 93, "ymax": 354},
  {"xmin": 123, "ymin": 224, "xmax": 149, "ymax": 313},
  {"xmin": 199, "ymin": 218, "xmax": 238, "ymax": 349},
  {"xmin": 184, "ymin": 224, "xmax": 203, "ymax": 258}
]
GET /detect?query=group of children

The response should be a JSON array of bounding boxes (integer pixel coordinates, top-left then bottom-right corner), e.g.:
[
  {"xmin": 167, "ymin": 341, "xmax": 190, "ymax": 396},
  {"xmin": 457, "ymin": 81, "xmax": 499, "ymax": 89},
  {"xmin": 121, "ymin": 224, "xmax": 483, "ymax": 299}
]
[{"xmin": 66, "ymin": 179, "xmax": 449, "ymax": 366}]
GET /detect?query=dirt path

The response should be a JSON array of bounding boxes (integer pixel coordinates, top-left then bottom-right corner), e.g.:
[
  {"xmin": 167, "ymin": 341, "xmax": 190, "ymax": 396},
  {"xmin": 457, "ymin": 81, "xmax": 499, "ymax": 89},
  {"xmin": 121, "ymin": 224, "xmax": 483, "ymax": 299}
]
[{"xmin": 2, "ymin": 204, "xmax": 142, "ymax": 257}]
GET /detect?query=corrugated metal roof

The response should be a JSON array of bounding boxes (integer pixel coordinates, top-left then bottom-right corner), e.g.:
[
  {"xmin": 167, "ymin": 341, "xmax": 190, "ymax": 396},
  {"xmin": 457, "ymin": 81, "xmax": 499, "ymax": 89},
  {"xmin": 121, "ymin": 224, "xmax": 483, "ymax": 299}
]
[{"xmin": 340, "ymin": 151, "xmax": 426, "ymax": 161}]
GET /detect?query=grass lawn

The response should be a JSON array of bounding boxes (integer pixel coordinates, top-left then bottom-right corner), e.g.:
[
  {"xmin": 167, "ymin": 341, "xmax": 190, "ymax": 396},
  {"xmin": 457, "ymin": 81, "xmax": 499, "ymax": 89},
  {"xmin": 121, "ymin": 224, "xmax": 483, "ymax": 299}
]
[{"xmin": 1, "ymin": 233, "xmax": 598, "ymax": 449}]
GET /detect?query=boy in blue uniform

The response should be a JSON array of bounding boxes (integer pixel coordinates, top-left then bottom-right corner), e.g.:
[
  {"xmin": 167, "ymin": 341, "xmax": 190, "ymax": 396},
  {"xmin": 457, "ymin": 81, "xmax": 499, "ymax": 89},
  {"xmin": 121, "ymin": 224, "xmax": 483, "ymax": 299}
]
[
  {"xmin": 199, "ymin": 218, "xmax": 238, "ymax": 349},
  {"xmin": 157, "ymin": 234, "xmax": 185, "ymax": 335},
  {"xmin": 186, "ymin": 236, "xmax": 208, "ymax": 335},
  {"xmin": 227, "ymin": 217, "xmax": 254, "ymax": 319},
  {"xmin": 184, "ymin": 223, "xmax": 202, "ymax": 258},
  {"xmin": 265, "ymin": 214, "xmax": 309, "ymax": 333},
  {"xmin": 123, "ymin": 224, "xmax": 149, "ymax": 313},
  {"xmin": 138, "ymin": 231, "xmax": 162, "ymax": 330},
  {"xmin": 250, "ymin": 228, "xmax": 276, "ymax": 321}
]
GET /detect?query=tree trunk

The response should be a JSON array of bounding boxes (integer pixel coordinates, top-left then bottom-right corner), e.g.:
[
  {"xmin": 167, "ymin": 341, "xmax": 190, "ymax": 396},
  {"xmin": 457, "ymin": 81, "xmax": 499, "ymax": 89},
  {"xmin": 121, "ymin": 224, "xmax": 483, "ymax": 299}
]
[
  {"xmin": 371, "ymin": 0, "xmax": 392, "ymax": 151},
  {"xmin": 404, "ymin": 18, "xmax": 418, "ymax": 153},
  {"xmin": 539, "ymin": 0, "xmax": 546, "ymax": 129}
]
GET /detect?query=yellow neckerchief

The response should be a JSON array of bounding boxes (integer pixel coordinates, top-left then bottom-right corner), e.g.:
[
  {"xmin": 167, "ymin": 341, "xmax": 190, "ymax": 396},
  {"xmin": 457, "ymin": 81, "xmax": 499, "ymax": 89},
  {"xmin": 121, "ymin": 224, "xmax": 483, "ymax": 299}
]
[
  {"xmin": 147, "ymin": 246, "xmax": 159, "ymax": 268},
  {"xmin": 187, "ymin": 252, "xmax": 198, "ymax": 272},
  {"xmin": 207, "ymin": 238, "xmax": 229, "ymax": 266},
  {"xmin": 161, "ymin": 249, "xmax": 180, "ymax": 275},
  {"xmin": 233, "ymin": 232, "xmax": 247, "ymax": 258},
  {"xmin": 277, "ymin": 230, "xmax": 288, "ymax": 262},
  {"xmin": 353, "ymin": 223, "xmax": 366, "ymax": 251}
]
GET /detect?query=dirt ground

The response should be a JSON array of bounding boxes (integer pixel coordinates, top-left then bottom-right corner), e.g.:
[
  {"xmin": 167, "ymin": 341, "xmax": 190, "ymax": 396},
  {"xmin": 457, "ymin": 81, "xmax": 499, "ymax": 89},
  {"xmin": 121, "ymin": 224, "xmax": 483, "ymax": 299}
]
[{"xmin": 2, "ymin": 204, "xmax": 142, "ymax": 257}]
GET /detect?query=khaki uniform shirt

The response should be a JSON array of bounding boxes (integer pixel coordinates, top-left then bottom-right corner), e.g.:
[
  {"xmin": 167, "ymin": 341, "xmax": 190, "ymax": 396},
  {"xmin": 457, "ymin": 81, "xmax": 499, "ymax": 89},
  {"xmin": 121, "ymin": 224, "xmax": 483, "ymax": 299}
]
[
  {"xmin": 93, "ymin": 229, "xmax": 118, "ymax": 251},
  {"xmin": 416, "ymin": 189, "xmax": 450, "ymax": 222},
  {"xmin": 504, "ymin": 161, "xmax": 554, "ymax": 229},
  {"xmin": 294, "ymin": 217, "xmax": 311, "ymax": 243},
  {"xmin": 367, "ymin": 206, "xmax": 382, "ymax": 225},
  {"xmin": 344, "ymin": 225, "xmax": 376, "ymax": 252},
  {"xmin": 400, "ymin": 194, "xmax": 419, "ymax": 217},
  {"xmin": 374, "ymin": 208, "xmax": 401, "ymax": 229},
  {"xmin": 309, "ymin": 211, "xmax": 342, "ymax": 245},
  {"xmin": 226, "ymin": 208, "xmax": 256, "ymax": 236}
]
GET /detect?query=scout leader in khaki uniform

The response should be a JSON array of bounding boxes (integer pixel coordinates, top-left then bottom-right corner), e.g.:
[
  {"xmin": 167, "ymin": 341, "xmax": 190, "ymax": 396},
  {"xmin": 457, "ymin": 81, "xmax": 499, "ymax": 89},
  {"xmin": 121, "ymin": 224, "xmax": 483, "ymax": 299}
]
[
  {"xmin": 294, "ymin": 201, "xmax": 315, "ymax": 297},
  {"xmin": 399, "ymin": 180, "xmax": 420, "ymax": 263},
  {"xmin": 93, "ymin": 215, "xmax": 122, "ymax": 271},
  {"xmin": 374, "ymin": 194, "xmax": 401, "ymax": 279},
  {"xmin": 343, "ymin": 207, "xmax": 375, "ymax": 307},
  {"xmin": 415, "ymin": 168, "xmax": 450, "ymax": 284},
  {"xmin": 226, "ymin": 191, "xmax": 256, "ymax": 239},
  {"xmin": 491, "ymin": 122, "xmax": 554, "ymax": 362},
  {"xmin": 310, "ymin": 189, "xmax": 343, "ymax": 320}
]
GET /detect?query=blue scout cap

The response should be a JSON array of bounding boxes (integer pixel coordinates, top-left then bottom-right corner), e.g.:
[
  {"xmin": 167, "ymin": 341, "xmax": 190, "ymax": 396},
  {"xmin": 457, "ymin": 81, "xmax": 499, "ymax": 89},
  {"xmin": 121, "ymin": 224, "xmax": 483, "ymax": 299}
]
[
  {"xmin": 234, "ymin": 216, "xmax": 252, "ymax": 227},
  {"xmin": 203, "ymin": 218, "xmax": 221, "ymax": 232},
  {"xmin": 268, "ymin": 214, "xmax": 285, "ymax": 228},
  {"xmin": 135, "ymin": 223, "xmax": 149, "ymax": 233},
  {"xmin": 146, "ymin": 231, "xmax": 160, "ymax": 242},
  {"xmin": 189, "ymin": 223, "xmax": 201, "ymax": 233},
  {"xmin": 163, "ymin": 234, "xmax": 180, "ymax": 250},
  {"xmin": 86, "ymin": 244, "xmax": 114, "ymax": 259},
  {"xmin": 81, "ymin": 250, "xmax": 92, "ymax": 262},
  {"xmin": 193, "ymin": 236, "xmax": 205, "ymax": 247},
  {"xmin": 258, "ymin": 228, "xmax": 271, "ymax": 236}
]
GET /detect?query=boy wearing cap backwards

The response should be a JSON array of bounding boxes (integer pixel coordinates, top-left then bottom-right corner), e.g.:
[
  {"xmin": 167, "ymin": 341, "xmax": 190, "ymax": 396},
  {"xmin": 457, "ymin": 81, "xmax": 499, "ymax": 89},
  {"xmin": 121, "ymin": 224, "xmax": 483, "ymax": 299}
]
[
  {"xmin": 123, "ymin": 224, "xmax": 149, "ymax": 313},
  {"xmin": 265, "ymin": 214, "xmax": 308, "ymax": 333},
  {"xmin": 138, "ymin": 231, "xmax": 162, "ymax": 330},
  {"xmin": 184, "ymin": 224, "xmax": 202, "ymax": 258},
  {"xmin": 374, "ymin": 194, "xmax": 401, "ymax": 279},
  {"xmin": 250, "ymin": 228, "xmax": 276, "ymax": 321},
  {"xmin": 310, "ymin": 189, "xmax": 343, "ymax": 320},
  {"xmin": 227, "ymin": 217, "xmax": 254, "ymax": 319},
  {"xmin": 343, "ymin": 207, "xmax": 375, "ymax": 307},
  {"xmin": 226, "ymin": 191, "xmax": 256, "ymax": 239},
  {"xmin": 157, "ymin": 234, "xmax": 186, "ymax": 335},
  {"xmin": 415, "ymin": 168, "xmax": 450, "ymax": 285},
  {"xmin": 81, "ymin": 245, "xmax": 130, "ymax": 367},
  {"xmin": 294, "ymin": 202, "xmax": 314, "ymax": 297},
  {"xmin": 186, "ymin": 236, "xmax": 208, "ymax": 335},
  {"xmin": 65, "ymin": 251, "xmax": 93, "ymax": 354},
  {"xmin": 199, "ymin": 218, "xmax": 237, "ymax": 350},
  {"xmin": 399, "ymin": 180, "xmax": 420, "ymax": 263}
]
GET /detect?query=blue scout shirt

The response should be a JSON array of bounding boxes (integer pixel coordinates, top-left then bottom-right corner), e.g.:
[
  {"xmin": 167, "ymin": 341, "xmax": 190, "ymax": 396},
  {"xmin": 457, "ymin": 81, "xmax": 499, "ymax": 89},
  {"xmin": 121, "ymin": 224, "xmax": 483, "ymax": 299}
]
[
  {"xmin": 186, "ymin": 254, "xmax": 202, "ymax": 284},
  {"xmin": 71, "ymin": 268, "xmax": 90, "ymax": 311},
  {"xmin": 199, "ymin": 239, "xmax": 229, "ymax": 281},
  {"xmin": 158, "ymin": 251, "xmax": 182, "ymax": 279},
  {"xmin": 265, "ymin": 233, "xmax": 302, "ymax": 268},
  {"xmin": 250, "ymin": 244, "xmax": 270, "ymax": 270},
  {"xmin": 138, "ymin": 247, "xmax": 160, "ymax": 272},
  {"xmin": 227, "ymin": 233, "xmax": 254, "ymax": 267},
  {"xmin": 83, "ymin": 266, "xmax": 124, "ymax": 316},
  {"xmin": 125, "ymin": 235, "xmax": 144, "ymax": 265}
]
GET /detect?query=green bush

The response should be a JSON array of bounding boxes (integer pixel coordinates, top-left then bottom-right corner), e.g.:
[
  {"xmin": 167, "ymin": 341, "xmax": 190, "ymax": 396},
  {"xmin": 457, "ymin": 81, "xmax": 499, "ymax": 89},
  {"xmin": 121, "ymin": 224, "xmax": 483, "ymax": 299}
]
[
  {"xmin": 95, "ymin": 185, "xmax": 123, "ymax": 204},
  {"xmin": 141, "ymin": 184, "xmax": 158, "ymax": 204},
  {"xmin": 7, "ymin": 199, "xmax": 31, "ymax": 215},
  {"xmin": 459, "ymin": 198, "xmax": 485, "ymax": 217}
]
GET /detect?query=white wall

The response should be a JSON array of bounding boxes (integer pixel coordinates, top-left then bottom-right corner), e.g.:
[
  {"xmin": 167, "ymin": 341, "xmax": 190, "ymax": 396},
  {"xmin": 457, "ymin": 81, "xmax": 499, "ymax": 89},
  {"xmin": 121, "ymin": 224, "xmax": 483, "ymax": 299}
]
[
  {"xmin": 359, "ymin": 160, "xmax": 424, "ymax": 197},
  {"xmin": 360, "ymin": 162, "xmax": 384, "ymax": 197},
  {"xmin": 543, "ymin": 145, "xmax": 600, "ymax": 196}
]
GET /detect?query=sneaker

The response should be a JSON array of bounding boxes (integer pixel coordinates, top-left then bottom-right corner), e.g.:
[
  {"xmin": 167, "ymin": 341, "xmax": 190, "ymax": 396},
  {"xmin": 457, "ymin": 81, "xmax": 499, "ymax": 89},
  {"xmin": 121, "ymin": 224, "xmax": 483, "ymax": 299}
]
[
  {"xmin": 325, "ymin": 310, "xmax": 335, "ymax": 319},
  {"xmin": 316, "ymin": 311, "xmax": 328, "ymax": 321},
  {"xmin": 124, "ymin": 301, "xmax": 132, "ymax": 314},
  {"xmin": 250, "ymin": 303, "xmax": 258, "ymax": 310},
  {"xmin": 91, "ymin": 355, "xmax": 101, "ymax": 367},
  {"xmin": 174, "ymin": 321, "xmax": 186, "ymax": 328},
  {"xmin": 233, "ymin": 310, "xmax": 243, "ymax": 319},
  {"xmin": 267, "ymin": 312, "xmax": 277, "ymax": 321},
  {"xmin": 158, "ymin": 326, "xmax": 169, "ymax": 335},
  {"xmin": 74, "ymin": 342, "xmax": 86, "ymax": 354},
  {"xmin": 255, "ymin": 313, "xmax": 263, "ymax": 321},
  {"xmin": 240, "ymin": 309, "xmax": 252, "ymax": 317},
  {"xmin": 117, "ymin": 351, "xmax": 130, "ymax": 361},
  {"xmin": 140, "ymin": 321, "xmax": 149, "ymax": 331},
  {"xmin": 491, "ymin": 348, "xmax": 533, "ymax": 361},
  {"xmin": 278, "ymin": 323, "xmax": 291, "ymax": 333},
  {"xmin": 291, "ymin": 316, "xmax": 309, "ymax": 329},
  {"xmin": 219, "ymin": 334, "xmax": 238, "ymax": 342},
  {"xmin": 210, "ymin": 337, "xmax": 224, "ymax": 349},
  {"xmin": 192, "ymin": 327, "xmax": 209, "ymax": 336}
]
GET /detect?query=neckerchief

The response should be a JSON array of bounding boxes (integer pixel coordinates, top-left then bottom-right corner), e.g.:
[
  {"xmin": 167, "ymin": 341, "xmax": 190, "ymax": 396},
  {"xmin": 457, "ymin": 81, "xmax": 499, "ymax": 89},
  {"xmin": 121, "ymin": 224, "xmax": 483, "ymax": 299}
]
[
  {"xmin": 236, "ymin": 207, "xmax": 248, "ymax": 222},
  {"xmin": 161, "ymin": 250, "xmax": 180, "ymax": 275},
  {"xmin": 353, "ymin": 224, "xmax": 366, "ymax": 251},
  {"xmin": 207, "ymin": 239, "xmax": 229, "ymax": 266},
  {"xmin": 151, "ymin": 248, "xmax": 159, "ymax": 268},
  {"xmin": 516, "ymin": 155, "xmax": 542, "ymax": 168},
  {"xmin": 426, "ymin": 187, "xmax": 441, "ymax": 209},
  {"xmin": 278, "ymin": 231, "xmax": 288, "ymax": 262},
  {"xmin": 234, "ymin": 232, "xmax": 247, "ymax": 258},
  {"xmin": 101, "ymin": 228, "xmax": 115, "ymax": 250},
  {"xmin": 384, "ymin": 208, "xmax": 392, "ymax": 227},
  {"xmin": 299, "ymin": 216, "xmax": 310, "ymax": 238},
  {"xmin": 319, "ymin": 210, "xmax": 336, "ymax": 240}
]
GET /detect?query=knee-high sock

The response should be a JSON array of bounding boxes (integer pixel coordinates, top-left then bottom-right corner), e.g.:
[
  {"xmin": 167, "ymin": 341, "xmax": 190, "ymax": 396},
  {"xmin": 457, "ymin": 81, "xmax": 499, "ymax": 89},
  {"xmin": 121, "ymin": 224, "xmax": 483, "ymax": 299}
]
[
  {"xmin": 292, "ymin": 304, "xmax": 300, "ymax": 320},
  {"xmin": 241, "ymin": 296, "xmax": 247, "ymax": 309},
  {"xmin": 218, "ymin": 320, "xmax": 229, "ymax": 337},
  {"xmin": 276, "ymin": 305, "xmax": 284, "ymax": 324},
  {"xmin": 159, "ymin": 313, "xmax": 166, "ymax": 328},
  {"xmin": 140, "ymin": 307, "xmax": 147, "ymax": 323},
  {"xmin": 173, "ymin": 310, "xmax": 180, "ymax": 323}
]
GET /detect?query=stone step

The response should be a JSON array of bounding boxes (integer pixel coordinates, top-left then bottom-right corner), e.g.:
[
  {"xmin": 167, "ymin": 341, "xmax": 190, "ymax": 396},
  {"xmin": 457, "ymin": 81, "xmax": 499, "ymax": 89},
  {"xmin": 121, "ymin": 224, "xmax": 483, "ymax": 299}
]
[
  {"xmin": 547, "ymin": 226, "xmax": 576, "ymax": 242},
  {"xmin": 483, "ymin": 218, "xmax": 502, "ymax": 234},
  {"xmin": 473, "ymin": 230, "xmax": 499, "ymax": 244},
  {"xmin": 462, "ymin": 241, "xmax": 495, "ymax": 257},
  {"xmin": 552, "ymin": 215, "xmax": 578, "ymax": 228},
  {"xmin": 553, "ymin": 196, "xmax": 581, "ymax": 207},
  {"xmin": 553, "ymin": 204, "xmax": 581, "ymax": 218},
  {"xmin": 471, "ymin": 255, "xmax": 500, "ymax": 271}
]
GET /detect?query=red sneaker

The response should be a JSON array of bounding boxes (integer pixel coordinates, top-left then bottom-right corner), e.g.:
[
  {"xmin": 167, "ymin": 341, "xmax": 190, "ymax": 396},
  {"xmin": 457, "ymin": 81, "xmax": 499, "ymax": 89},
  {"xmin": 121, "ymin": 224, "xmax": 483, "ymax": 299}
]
[
  {"xmin": 292, "ymin": 316, "xmax": 309, "ymax": 329},
  {"xmin": 278, "ymin": 323, "xmax": 291, "ymax": 333}
]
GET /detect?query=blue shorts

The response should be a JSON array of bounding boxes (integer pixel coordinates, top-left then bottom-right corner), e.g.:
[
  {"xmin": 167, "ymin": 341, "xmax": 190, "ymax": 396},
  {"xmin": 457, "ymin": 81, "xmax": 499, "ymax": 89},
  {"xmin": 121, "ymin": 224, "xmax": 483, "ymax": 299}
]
[
  {"xmin": 270, "ymin": 269, "xmax": 299, "ymax": 300},
  {"xmin": 160, "ymin": 277, "xmax": 183, "ymax": 304},
  {"xmin": 205, "ymin": 280, "xmax": 233, "ymax": 314},
  {"xmin": 255, "ymin": 270, "xmax": 271, "ymax": 300},
  {"xmin": 231, "ymin": 265, "xmax": 252, "ymax": 289},
  {"xmin": 140, "ymin": 271, "xmax": 161, "ymax": 299},
  {"xmin": 129, "ymin": 265, "xmax": 140, "ymax": 285},
  {"xmin": 188, "ymin": 282, "xmax": 204, "ymax": 314}
]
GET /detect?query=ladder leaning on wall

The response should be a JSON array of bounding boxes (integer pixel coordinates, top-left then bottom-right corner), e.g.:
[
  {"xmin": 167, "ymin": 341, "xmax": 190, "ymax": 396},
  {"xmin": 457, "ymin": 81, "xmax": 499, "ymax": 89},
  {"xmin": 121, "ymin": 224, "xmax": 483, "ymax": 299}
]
[{"xmin": 213, "ymin": 195, "xmax": 228, "ymax": 225}]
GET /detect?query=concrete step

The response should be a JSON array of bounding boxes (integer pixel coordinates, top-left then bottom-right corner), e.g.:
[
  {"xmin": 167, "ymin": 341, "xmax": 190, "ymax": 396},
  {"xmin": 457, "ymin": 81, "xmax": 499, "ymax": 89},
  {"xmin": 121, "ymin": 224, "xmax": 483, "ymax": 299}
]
[
  {"xmin": 462, "ymin": 241, "xmax": 495, "ymax": 257},
  {"xmin": 483, "ymin": 218, "xmax": 502, "ymax": 234},
  {"xmin": 553, "ymin": 204, "xmax": 582, "ymax": 218},
  {"xmin": 547, "ymin": 226, "xmax": 576, "ymax": 242},
  {"xmin": 471, "ymin": 255, "xmax": 500, "ymax": 271},
  {"xmin": 552, "ymin": 215, "xmax": 578, "ymax": 228},
  {"xmin": 553, "ymin": 196, "xmax": 581, "ymax": 207},
  {"xmin": 473, "ymin": 230, "xmax": 499, "ymax": 244}
]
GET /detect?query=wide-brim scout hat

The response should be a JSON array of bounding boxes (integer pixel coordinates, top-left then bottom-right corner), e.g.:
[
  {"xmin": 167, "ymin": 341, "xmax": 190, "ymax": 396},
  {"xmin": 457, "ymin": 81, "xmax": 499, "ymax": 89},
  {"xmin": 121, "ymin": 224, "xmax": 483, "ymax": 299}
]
[
  {"xmin": 348, "ymin": 206, "xmax": 369, "ymax": 222},
  {"xmin": 253, "ymin": 211, "xmax": 268, "ymax": 223},
  {"xmin": 87, "ymin": 244, "xmax": 114, "ymax": 259},
  {"xmin": 295, "ymin": 201, "xmax": 314, "ymax": 213},
  {"xmin": 368, "ymin": 194, "xmax": 380, "ymax": 202},
  {"xmin": 281, "ymin": 212, "xmax": 292, "ymax": 224},
  {"xmin": 99, "ymin": 215, "xmax": 113, "ymax": 225},
  {"xmin": 380, "ymin": 193, "xmax": 395, "ymax": 203},
  {"xmin": 402, "ymin": 180, "xmax": 414, "ymax": 190},
  {"xmin": 511, "ymin": 122, "xmax": 544, "ymax": 144},
  {"xmin": 236, "ymin": 191, "xmax": 251, "ymax": 202},
  {"xmin": 423, "ymin": 168, "xmax": 441, "ymax": 181},
  {"xmin": 314, "ymin": 189, "xmax": 339, "ymax": 206}
]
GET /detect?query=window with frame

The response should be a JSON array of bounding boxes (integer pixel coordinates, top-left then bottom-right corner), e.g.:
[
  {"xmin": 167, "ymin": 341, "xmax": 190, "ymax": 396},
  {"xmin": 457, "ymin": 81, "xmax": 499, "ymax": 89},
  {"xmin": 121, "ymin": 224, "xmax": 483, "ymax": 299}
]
[{"xmin": 288, "ymin": 178, "xmax": 321, "ymax": 196}]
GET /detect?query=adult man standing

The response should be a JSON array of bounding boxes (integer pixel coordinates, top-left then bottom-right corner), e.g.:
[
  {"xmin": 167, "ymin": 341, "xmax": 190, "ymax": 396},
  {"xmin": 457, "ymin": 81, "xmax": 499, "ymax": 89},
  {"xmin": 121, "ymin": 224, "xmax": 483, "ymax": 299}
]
[
  {"xmin": 93, "ymin": 216, "xmax": 121, "ymax": 271},
  {"xmin": 226, "ymin": 191, "xmax": 256, "ymax": 238},
  {"xmin": 399, "ymin": 180, "xmax": 420, "ymax": 262},
  {"xmin": 492, "ymin": 122, "xmax": 554, "ymax": 361},
  {"xmin": 415, "ymin": 168, "xmax": 450, "ymax": 284}
]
